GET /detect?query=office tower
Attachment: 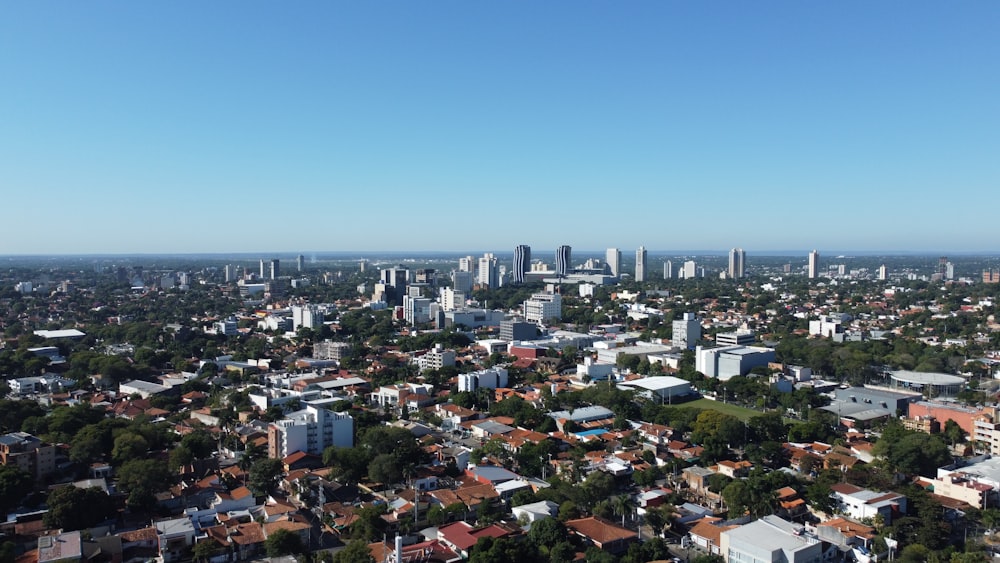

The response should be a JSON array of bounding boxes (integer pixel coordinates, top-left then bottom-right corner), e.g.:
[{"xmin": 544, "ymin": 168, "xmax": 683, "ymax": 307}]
[
  {"xmin": 682, "ymin": 260, "xmax": 697, "ymax": 279},
  {"xmin": 259, "ymin": 259, "xmax": 266, "ymax": 279},
  {"xmin": 291, "ymin": 305, "xmax": 323, "ymax": 330},
  {"xmin": 635, "ymin": 246, "xmax": 647, "ymax": 282},
  {"xmin": 664, "ymin": 260, "xmax": 673, "ymax": 279},
  {"xmin": 269, "ymin": 259, "xmax": 280, "ymax": 280},
  {"xmin": 672, "ymin": 312, "xmax": 702, "ymax": 349},
  {"xmin": 477, "ymin": 253, "xmax": 499, "ymax": 288},
  {"xmin": 224, "ymin": 264, "xmax": 236, "ymax": 283},
  {"xmin": 297, "ymin": 254, "xmax": 305, "ymax": 272},
  {"xmin": 458, "ymin": 256, "xmax": 475, "ymax": 272},
  {"xmin": 728, "ymin": 248, "xmax": 746, "ymax": 279},
  {"xmin": 452, "ymin": 270, "xmax": 473, "ymax": 294},
  {"xmin": 513, "ymin": 245, "xmax": 531, "ymax": 284},
  {"xmin": 555, "ymin": 245, "xmax": 572, "ymax": 277},
  {"xmin": 359, "ymin": 259, "xmax": 367, "ymax": 272},
  {"xmin": 808, "ymin": 250, "xmax": 819, "ymax": 279},
  {"xmin": 878, "ymin": 264, "xmax": 888, "ymax": 281},
  {"xmin": 945, "ymin": 262, "xmax": 954, "ymax": 280},
  {"xmin": 606, "ymin": 248, "xmax": 621, "ymax": 277},
  {"xmin": 524, "ymin": 292, "xmax": 562, "ymax": 325}
]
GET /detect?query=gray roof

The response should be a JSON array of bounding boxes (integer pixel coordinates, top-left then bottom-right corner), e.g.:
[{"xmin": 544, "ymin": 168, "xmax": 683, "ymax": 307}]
[{"xmin": 548, "ymin": 405, "xmax": 614, "ymax": 422}]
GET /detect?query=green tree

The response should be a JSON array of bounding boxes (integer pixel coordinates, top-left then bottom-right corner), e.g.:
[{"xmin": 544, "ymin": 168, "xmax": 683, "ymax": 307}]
[
  {"xmin": 117, "ymin": 458, "xmax": 172, "ymax": 509},
  {"xmin": 248, "ymin": 458, "xmax": 284, "ymax": 496},
  {"xmin": 332, "ymin": 539, "xmax": 376, "ymax": 563},
  {"xmin": 0, "ymin": 465, "xmax": 32, "ymax": 513},
  {"xmin": 43, "ymin": 486, "xmax": 116, "ymax": 531},
  {"xmin": 264, "ymin": 528, "xmax": 304, "ymax": 556},
  {"xmin": 111, "ymin": 432, "xmax": 149, "ymax": 466}
]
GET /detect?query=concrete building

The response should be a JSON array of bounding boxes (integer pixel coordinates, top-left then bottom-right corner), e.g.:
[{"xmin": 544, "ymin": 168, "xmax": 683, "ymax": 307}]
[
  {"xmin": 878, "ymin": 264, "xmax": 888, "ymax": 280},
  {"xmin": 291, "ymin": 305, "xmax": 323, "ymax": 331},
  {"xmin": 499, "ymin": 320, "xmax": 537, "ymax": 342},
  {"xmin": 728, "ymin": 248, "xmax": 746, "ymax": 279},
  {"xmin": 513, "ymin": 245, "xmax": 530, "ymax": 285},
  {"xmin": 715, "ymin": 330, "xmax": 755, "ymax": 346},
  {"xmin": 477, "ymin": 253, "xmax": 499, "ymax": 288},
  {"xmin": 663, "ymin": 260, "xmax": 673, "ymax": 279},
  {"xmin": 0, "ymin": 432, "xmax": 56, "ymax": 482},
  {"xmin": 313, "ymin": 340, "xmax": 352, "ymax": 362},
  {"xmin": 419, "ymin": 344, "xmax": 456, "ymax": 371},
  {"xmin": 635, "ymin": 246, "xmax": 647, "ymax": 282},
  {"xmin": 555, "ymin": 245, "xmax": 572, "ymax": 277},
  {"xmin": 829, "ymin": 483, "xmax": 906, "ymax": 524},
  {"xmin": 214, "ymin": 316, "xmax": 238, "ymax": 337},
  {"xmin": 444, "ymin": 308, "xmax": 506, "ymax": 329},
  {"xmin": 267, "ymin": 405, "xmax": 353, "ymax": 459},
  {"xmin": 439, "ymin": 287, "xmax": 466, "ymax": 312},
  {"xmin": 269, "ymin": 259, "xmax": 280, "ymax": 280},
  {"xmin": 524, "ymin": 292, "xmax": 562, "ymax": 325},
  {"xmin": 672, "ymin": 312, "xmax": 702, "ymax": 349},
  {"xmin": 719, "ymin": 515, "xmax": 824, "ymax": 563},
  {"xmin": 695, "ymin": 345, "xmax": 776, "ymax": 381},
  {"xmin": 403, "ymin": 295, "xmax": 433, "ymax": 325},
  {"xmin": 682, "ymin": 260, "xmax": 697, "ymax": 279},
  {"xmin": 451, "ymin": 270, "xmax": 473, "ymax": 294},
  {"xmin": 808, "ymin": 250, "xmax": 820, "ymax": 279},
  {"xmin": 457, "ymin": 367, "xmax": 508, "ymax": 393},
  {"xmin": 606, "ymin": 248, "xmax": 621, "ymax": 277},
  {"xmin": 617, "ymin": 376, "xmax": 693, "ymax": 402}
]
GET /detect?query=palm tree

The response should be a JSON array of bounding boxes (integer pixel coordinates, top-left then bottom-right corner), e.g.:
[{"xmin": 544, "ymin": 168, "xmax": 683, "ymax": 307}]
[{"xmin": 612, "ymin": 494, "xmax": 636, "ymax": 528}]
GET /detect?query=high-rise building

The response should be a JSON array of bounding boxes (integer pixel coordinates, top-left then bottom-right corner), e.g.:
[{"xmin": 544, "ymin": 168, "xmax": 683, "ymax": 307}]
[
  {"xmin": 878, "ymin": 264, "xmax": 888, "ymax": 281},
  {"xmin": 682, "ymin": 260, "xmax": 697, "ymax": 279},
  {"xmin": 513, "ymin": 245, "xmax": 531, "ymax": 284},
  {"xmin": 297, "ymin": 254, "xmax": 305, "ymax": 272},
  {"xmin": 458, "ymin": 256, "xmax": 476, "ymax": 273},
  {"xmin": 269, "ymin": 259, "xmax": 280, "ymax": 280},
  {"xmin": 606, "ymin": 248, "xmax": 621, "ymax": 277},
  {"xmin": 808, "ymin": 250, "xmax": 820, "ymax": 279},
  {"xmin": 663, "ymin": 260, "xmax": 673, "ymax": 279},
  {"xmin": 291, "ymin": 305, "xmax": 323, "ymax": 330},
  {"xmin": 524, "ymin": 292, "xmax": 562, "ymax": 325},
  {"xmin": 728, "ymin": 248, "xmax": 746, "ymax": 279},
  {"xmin": 477, "ymin": 253, "xmax": 499, "ymax": 288},
  {"xmin": 452, "ymin": 270, "xmax": 473, "ymax": 294},
  {"xmin": 555, "ymin": 246, "xmax": 572, "ymax": 277},
  {"xmin": 259, "ymin": 259, "xmax": 266, "ymax": 279},
  {"xmin": 672, "ymin": 312, "xmax": 702, "ymax": 350},
  {"xmin": 223, "ymin": 264, "xmax": 236, "ymax": 283},
  {"xmin": 267, "ymin": 406, "xmax": 353, "ymax": 459},
  {"xmin": 635, "ymin": 246, "xmax": 647, "ymax": 282}
]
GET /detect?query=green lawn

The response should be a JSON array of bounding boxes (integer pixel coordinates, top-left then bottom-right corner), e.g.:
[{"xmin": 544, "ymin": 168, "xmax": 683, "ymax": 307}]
[{"xmin": 676, "ymin": 398, "xmax": 766, "ymax": 421}]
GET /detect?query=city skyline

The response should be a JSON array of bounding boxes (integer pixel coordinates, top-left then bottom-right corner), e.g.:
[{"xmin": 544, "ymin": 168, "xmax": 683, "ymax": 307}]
[{"xmin": 2, "ymin": 3, "xmax": 998, "ymax": 255}]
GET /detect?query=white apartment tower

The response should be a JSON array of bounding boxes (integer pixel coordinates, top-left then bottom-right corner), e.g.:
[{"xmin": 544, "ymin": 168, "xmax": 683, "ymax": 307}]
[
  {"xmin": 606, "ymin": 248, "xmax": 621, "ymax": 277},
  {"xmin": 878, "ymin": 264, "xmax": 888, "ymax": 281},
  {"xmin": 477, "ymin": 253, "xmax": 499, "ymax": 288},
  {"xmin": 728, "ymin": 248, "xmax": 746, "ymax": 279},
  {"xmin": 523, "ymin": 292, "xmax": 562, "ymax": 325},
  {"xmin": 682, "ymin": 260, "xmax": 697, "ymax": 279},
  {"xmin": 663, "ymin": 260, "xmax": 673, "ymax": 279},
  {"xmin": 267, "ymin": 405, "xmax": 353, "ymax": 459},
  {"xmin": 808, "ymin": 250, "xmax": 820, "ymax": 279},
  {"xmin": 291, "ymin": 305, "xmax": 323, "ymax": 331},
  {"xmin": 635, "ymin": 246, "xmax": 647, "ymax": 282}
]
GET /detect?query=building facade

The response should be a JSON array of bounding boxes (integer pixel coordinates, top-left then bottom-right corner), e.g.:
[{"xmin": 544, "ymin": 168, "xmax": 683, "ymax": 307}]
[
  {"xmin": 606, "ymin": 248, "xmax": 621, "ymax": 277},
  {"xmin": 728, "ymin": 248, "xmax": 746, "ymax": 279},
  {"xmin": 635, "ymin": 246, "xmax": 647, "ymax": 282},
  {"xmin": 513, "ymin": 245, "xmax": 530, "ymax": 284},
  {"xmin": 267, "ymin": 405, "xmax": 353, "ymax": 459},
  {"xmin": 555, "ymin": 245, "xmax": 572, "ymax": 277}
]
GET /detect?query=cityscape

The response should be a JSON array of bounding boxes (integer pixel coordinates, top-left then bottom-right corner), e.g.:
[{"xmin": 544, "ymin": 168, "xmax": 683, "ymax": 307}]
[
  {"xmin": 3, "ymin": 2, "xmax": 999, "ymax": 563},
  {"xmin": 2, "ymin": 246, "xmax": 1000, "ymax": 563}
]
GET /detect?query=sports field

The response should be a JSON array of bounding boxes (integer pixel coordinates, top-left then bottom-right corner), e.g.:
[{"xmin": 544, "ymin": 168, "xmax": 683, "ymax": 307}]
[{"xmin": 678, "ymin": 398, "xmax": 765, "ymax": 421}]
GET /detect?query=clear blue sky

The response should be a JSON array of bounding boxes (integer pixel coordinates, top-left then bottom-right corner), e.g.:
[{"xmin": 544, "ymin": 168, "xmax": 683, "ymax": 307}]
[{"xmin": 1, "ymin": 2, "xmax": 997, "ymax": 255}]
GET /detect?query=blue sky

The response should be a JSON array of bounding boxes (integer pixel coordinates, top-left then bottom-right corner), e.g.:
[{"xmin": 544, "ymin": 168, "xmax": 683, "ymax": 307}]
[{"xmin": 1, "ymin": 2, "xmax": 997, "ymax": 255}]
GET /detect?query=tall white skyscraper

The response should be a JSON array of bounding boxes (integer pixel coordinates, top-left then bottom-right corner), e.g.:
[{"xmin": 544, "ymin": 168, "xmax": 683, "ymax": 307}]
[
  {"xmin": 878, "ymin": 264, "xmax": 888, "ymax": 281},
  {"xmin": 477, "ymin": 253, "xmax": 499, "ymax": 288},
  {"xmin": 663, "ymin": 260, "xmax": 673, "ymax": 279},
  {"xmin": 635, "ymin": 246, "xmax": 647, "ymax": 282},
  {"xmin": 728, "ymin": 248, "xmax": 746, "ymax": 279},
  {"xmin": 808, "ymin": 250, "xmax": 820, "ymax": 279},
  {"xmin": 606, "ymin": 248, "xmax": 621, "ymax": 277},
  {"xmin": 682, "ymin": 260, "xmax": 697, "ymax": 279}
]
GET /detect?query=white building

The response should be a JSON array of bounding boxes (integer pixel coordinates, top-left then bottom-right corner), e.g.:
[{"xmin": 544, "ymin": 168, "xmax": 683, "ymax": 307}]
[
  {"xmin": 695, "ymin": 345, "xmax": 776, "ymax": 381},
  {"xmin": 419, "ymin": 344, "xmax": 456, "ymax": 371},
  {"xmin": 682, "ymin": 260, "xmax": 697, "ymax": 279},
  {"xmin": 720, "ymin": 515, "xmax": 824, "ymax": 563},
  {"xmin": 635, "ymin": 246, "xmax": 647, "ymax": 282},
  {"xmin": 477, "ymin": 253, "xmax": 499, "ymax": 288},
  {"xmin": 267, "ymin": 405, "xmax": 353, "ymax": 458},
  {"xmin": 403, "ymin": 295, "xmax": 433, "ymax": 325},
  {"xmin": 672, "ymin": 312, "xmax": 701, "ymax": 349},
  {"xmin": 457, "ymin": 367, "xmax": 509, "ymax": 393},
  {"xmin": 808, "ymin": 250, "xmax": 820, "ymax": 279},
  {"xmin": 829, "ymin": 483, "xmax": 906, "ymax": 524},
  {"xmin": 728, "ymin": 248, "xmax": 746, "ymax": 279},
  {"xmin": 715, "ymin": 330, "xmax": 755, "ymax": 346},
  {"xmin": 291, "ymin": 305, "xmax": 323, "ymax": 331},
  {"xmin": 439, "ymin": 287, "xmax": 466, "ymax": 312},
  {"xmin": 523, "ymin": 292, "xmax": 562, "ymax": 325},
  {"xmin": 606, "ymin": 248, "xmax": 621, "ymax": 277}
]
